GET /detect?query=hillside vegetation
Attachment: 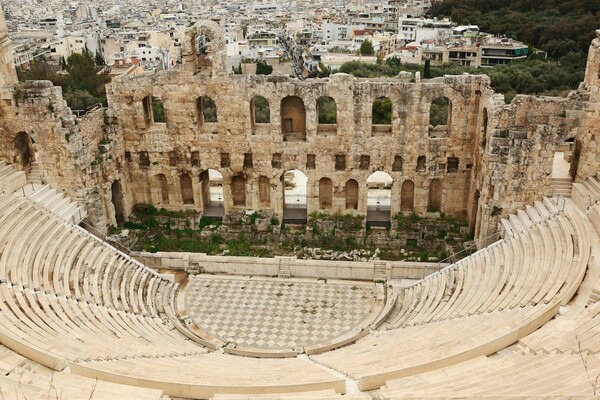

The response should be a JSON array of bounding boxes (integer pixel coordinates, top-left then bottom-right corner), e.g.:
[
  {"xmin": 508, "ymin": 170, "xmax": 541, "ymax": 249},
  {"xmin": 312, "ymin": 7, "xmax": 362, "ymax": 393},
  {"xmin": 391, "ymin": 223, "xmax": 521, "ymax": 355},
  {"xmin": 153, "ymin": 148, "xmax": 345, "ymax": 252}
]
[
  {"xmin": 337, "ymin": 0, "xmax": 599, "ymax": 101},
  {"xmin": 427, "ymin": 0, "xmax": 599, "ymax": 65}
]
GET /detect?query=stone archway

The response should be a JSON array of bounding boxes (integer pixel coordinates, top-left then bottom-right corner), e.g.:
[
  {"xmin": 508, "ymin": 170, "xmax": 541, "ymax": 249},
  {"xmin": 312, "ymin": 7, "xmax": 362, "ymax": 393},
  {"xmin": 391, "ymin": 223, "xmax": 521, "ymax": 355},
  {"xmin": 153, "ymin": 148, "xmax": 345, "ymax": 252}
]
[
  {"xmin": 282, "ymin": 169, "xmax": 307, "ymax": 223},
  {"xmin": 401, "ymin": 180, "xmax": 415, "ymax": 212},
  {"xmin": 470, "ymin": 189, "xmax": 480, "ymax": 237},
  {"xmin": 231, "ymin": 175, "xmax": 247, "ymax": 207},
  {"xmin": 319, "ymin": 177, "xmax": 333, "ymax": 209},
  {"xmin": 366, "ymin": 171, "xmax": 393, "ymax": 226},
  {"xmin": 180, "ymin": 173, "xmax": 194, "ymax": 205},
  {"xmin": 428, "ymin": 179, "xmax": 442, "ymax": 212},
  {"xmin": 13, "ymin": 131, "xmax": 35, "ymax": 171},
  {"xmin": 345, "ymin": 179, "xmax": 359, "ymax": 210},
  {"xmin": 111, "ymin": 180, "xmax": 125, "ymax": 225},
  {"xmin": 199, "ymin": 169, "xmax": 224, "ymax": 217}
]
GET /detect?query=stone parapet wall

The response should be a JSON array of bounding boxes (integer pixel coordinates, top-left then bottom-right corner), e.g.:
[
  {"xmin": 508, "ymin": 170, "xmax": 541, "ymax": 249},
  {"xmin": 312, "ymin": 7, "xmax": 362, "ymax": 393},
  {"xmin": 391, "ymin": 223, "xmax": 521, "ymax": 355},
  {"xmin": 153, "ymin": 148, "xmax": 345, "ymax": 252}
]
[{"xmin": 134, "ymin": 251, "xmax": 445, "ymax": 282}]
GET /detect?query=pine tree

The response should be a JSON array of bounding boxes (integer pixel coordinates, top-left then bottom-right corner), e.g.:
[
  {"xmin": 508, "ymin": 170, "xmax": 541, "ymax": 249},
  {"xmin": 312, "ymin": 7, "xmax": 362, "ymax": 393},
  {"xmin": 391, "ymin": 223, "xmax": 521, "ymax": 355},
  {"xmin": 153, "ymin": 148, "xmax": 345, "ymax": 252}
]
[
  {"xmin": 95, "ymin": 51, "xmax": 106, "ymax": 66},
  {"xmin": 424, "ymin": 59, "xmax": 432, "ymax": 79}
]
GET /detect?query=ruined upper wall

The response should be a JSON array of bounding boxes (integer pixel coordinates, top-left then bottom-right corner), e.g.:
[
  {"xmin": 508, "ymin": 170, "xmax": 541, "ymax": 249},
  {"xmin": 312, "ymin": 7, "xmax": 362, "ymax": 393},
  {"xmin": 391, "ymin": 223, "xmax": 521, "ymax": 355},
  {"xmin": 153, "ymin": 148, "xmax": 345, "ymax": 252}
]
[
  {"xmin": 584, "ymin": 30, "xmax": 600, "ymax": 93},
  {"xmin": 0, "ymin": 1, "xmax": 17, "ymax": 88}
]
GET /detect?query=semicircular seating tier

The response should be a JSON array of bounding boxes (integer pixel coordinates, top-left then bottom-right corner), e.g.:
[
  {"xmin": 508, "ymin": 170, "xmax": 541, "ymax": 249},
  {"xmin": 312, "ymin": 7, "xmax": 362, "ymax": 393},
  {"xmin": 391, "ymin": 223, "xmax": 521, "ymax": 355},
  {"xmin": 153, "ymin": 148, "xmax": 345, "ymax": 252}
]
[
  {"xmin": 0, "ymin": 160, "xmax": 599, "ymax": 399},
  {"xmin": 312, "ymin": 198, "xmax": 592, "ymax": 391},
  {"xmin": 0, "ymin": 171, "xmax": 346, "ymax": 398}
]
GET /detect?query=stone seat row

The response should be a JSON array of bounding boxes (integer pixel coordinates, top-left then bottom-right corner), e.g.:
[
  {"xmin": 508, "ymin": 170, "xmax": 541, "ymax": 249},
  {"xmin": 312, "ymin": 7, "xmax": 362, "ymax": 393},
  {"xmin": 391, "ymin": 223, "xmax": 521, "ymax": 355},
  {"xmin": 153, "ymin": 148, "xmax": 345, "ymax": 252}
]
[
  {"xmin": 212, "ymin": 390, "xmax": 369, "ymax": 399},
  {"xmin": 18, "ymin": 183, "xmax": 87, "ymax": 224},
  {"xmin": 519, "ymin": 300, "xmax": 600, "ymax": 355},
  {"xmin": 377, "ymin": 275, "xmax": 600, "ymax": 398},
  {"xmin": 0, "ymin": 161, "xmax": 26, "ymax": 194},
  {"xmin": 374, "ymin": 352, "xmax": 600, "ymax": 399},
  {"xmin": 572, "ymin": 173, "xmax": 600, "ymax": 211},
  {"xmin": 310, "ymin": 198, "xmax": 591, "ymax": 391},
  {"xmin": 0, "ymin": 344, "xmax": 164, "ymax": 400},
  {"xmin": 70, "ymin": 352, "xmax": 346, "ymax": 399},
  {"xmin": 0, "ymin": 180, "xmax": 351, "ymax": 399},
  {"xmin": 0, "ymin": 194, "xmax": 172, "ymax": 320},
  {"xmin": 0, "ymin": 281, "xmax": 202, "ymax": 370},
  {"xmin": 382, "ymin": 199, "xmax": 588, "ymax": 330},
  {"xmin": 498, "ymin": 197, "xmax": 559, "ymax": 239},
  {"xmin": 312, "ymin": 303, "xmax": 559, "ymax": 391}
]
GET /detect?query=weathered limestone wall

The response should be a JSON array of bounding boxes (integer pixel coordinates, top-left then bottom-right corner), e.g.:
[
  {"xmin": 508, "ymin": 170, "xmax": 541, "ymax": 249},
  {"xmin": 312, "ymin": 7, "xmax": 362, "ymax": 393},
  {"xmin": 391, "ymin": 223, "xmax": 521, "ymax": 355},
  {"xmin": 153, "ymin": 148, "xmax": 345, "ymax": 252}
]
[
  {"xmin": 473, "ymin": 32, "xmax": 600, "ymax": 243},
  {"xmin": 1, "ymin": 23, "xmax": 600, "ymax": 246},
  {"xmin": 105, "ymin": 71, "xmax": 491, "ymax": 226}
]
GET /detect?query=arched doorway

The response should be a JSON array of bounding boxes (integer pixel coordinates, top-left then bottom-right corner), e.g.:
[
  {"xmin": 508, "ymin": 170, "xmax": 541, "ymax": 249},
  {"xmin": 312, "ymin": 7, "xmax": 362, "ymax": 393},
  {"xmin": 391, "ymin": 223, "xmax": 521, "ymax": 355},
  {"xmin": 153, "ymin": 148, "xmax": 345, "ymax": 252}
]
[
  {"xmin": 111, "ymin": 180, "xmax": 125, "ymax": 225},
  {"xmin": 470, "ymin": 190, "xmax": 480, "ymax": 237},
  {"xmin": 345, "ymin": 179, "xmax": 359, "ymax": 210},
  {"xmin": 231, "ymin": 175, "xmax": 247, "ymax": 207},
  {"xmin": 551, "ymin": 138, "xmax": 579, "ymax": 197},
  {"xmin": 401, "ymin": 180, "xmax": 415, "ymax": 212},
  {"xmin": 199, "ymin": 169, "xmax": 224, "ymax": 218},
  {"xmin": 428, "ymin": 179, "xmax": 442, "ymax": 212},
  {"xmin": 180, "ymin": 173, "xmax": 194, "ymax": 205},
  {"xmin": 155, "ymin": 174, "xmax": 169, "ymax": 205},
  {"xmin": 282, "ymin": 169, "xmax": 307, "ymax": 223},
  {"xmin": 14, "ymin": 132, "xmax": 35, "ymax": 171},
  {"xmin": 366, "ymin": 171, "xmax": 392, "ymax": 227},
  {"xmin": 319, "ymin": 177, "xmax": 333, "ymax": 209}
]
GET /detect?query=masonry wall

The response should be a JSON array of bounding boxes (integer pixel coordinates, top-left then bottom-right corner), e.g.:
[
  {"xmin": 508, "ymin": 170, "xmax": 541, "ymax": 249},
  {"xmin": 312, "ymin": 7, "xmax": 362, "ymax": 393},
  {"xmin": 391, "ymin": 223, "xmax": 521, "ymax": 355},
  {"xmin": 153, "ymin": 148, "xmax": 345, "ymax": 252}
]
[
  {"xmin": 1, "ymin": 25, "xmax": 599, "ymax": 246},
  {"xmin": 105, "ymin": 72, "xmax": 491, "ymax": 226}
]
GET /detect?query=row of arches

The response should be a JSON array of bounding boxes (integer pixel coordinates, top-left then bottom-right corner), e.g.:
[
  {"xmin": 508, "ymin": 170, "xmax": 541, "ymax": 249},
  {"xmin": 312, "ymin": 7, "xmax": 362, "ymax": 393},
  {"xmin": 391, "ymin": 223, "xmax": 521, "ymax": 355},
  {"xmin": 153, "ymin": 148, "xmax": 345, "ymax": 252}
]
[
  {"xmin": 115, "ymin": 169, "xmax": 445, "ymax": 225},
  {"xmin": 142, "ymin": 94, "xmax": 453, "ymax": 140}
]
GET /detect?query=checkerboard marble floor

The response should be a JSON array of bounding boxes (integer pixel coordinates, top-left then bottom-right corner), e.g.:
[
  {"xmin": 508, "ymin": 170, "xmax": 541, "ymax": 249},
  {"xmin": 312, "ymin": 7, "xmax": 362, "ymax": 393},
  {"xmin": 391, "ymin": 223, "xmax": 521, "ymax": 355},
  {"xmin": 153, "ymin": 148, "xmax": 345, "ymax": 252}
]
[{"xmin": 185, "ymin": 275, "xmax": 375, "ymax": 349}]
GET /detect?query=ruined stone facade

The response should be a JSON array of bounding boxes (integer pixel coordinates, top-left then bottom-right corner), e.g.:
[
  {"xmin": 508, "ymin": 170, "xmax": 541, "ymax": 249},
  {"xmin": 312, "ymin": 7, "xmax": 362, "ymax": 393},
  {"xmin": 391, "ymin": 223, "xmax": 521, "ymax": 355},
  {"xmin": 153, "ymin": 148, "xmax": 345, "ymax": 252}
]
[{"xmin": 1, "ymin": 21, "xmax": 600, "ymax": 247}]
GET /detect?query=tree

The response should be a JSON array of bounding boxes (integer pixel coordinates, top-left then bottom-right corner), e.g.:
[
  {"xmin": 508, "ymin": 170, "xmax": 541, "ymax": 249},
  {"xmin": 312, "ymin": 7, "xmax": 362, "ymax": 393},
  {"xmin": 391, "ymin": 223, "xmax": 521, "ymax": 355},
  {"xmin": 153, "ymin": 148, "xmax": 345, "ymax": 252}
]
[
  {"xmin": 424, "ymin": 59, "xmax": 432, "ymax": 79},
  {"xmin": 359, "ymin": 40, "xmax": 375, "ymax": 56},
  {"xmin": 95, "ymin": 51, "xmax": 106, "ymax": 66},
  {"xmin": 317, "ymin": 62, "xmax": 331, "ymax": 78},
  {"xmin": 256, "ymin": 60, "xmax": 273, "ymax": 75}
]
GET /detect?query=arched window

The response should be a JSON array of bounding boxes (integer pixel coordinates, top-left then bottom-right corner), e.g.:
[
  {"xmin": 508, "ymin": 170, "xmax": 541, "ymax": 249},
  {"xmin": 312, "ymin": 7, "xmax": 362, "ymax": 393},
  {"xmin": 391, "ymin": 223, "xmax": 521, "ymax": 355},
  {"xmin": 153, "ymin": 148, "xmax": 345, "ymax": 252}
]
[
  {"xmin": 204, "ymin": 97, "xmax": 217, "ymax": 122},
  {"xmin": 317, "ymin": 96, "xmax": 337, "ymax": 136},
  {"xmin": 281, "ymin": 96, "xmax": 306, "ymax": 141},
  {"xmin": 372, "ymin": 96, "xmax": 392, "ymax": 135},
  {"xmin": 151, "ymin": 96, "xmax": 166, "ymax": 123},
  {"xmin": 429, "ymin": 96, "xmax": 451, "ymax": 137},
  {"xmin": 252, "ymin": 96, "xmax": 270, "ymax": 124}
]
